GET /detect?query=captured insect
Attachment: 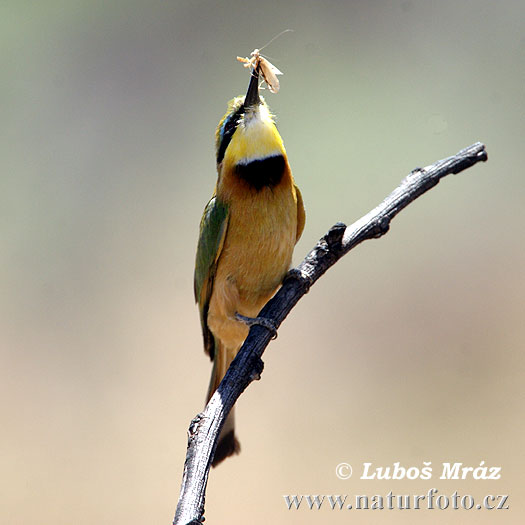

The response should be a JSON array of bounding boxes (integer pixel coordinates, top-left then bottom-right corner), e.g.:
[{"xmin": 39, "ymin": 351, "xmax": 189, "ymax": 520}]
[
  {"xmin": 237, "ymin": 49, "xmax": 283, "ymax": 94},
  {"xmin": 236, "ymin": 30, "xmax": 292, "ymax": 94}
]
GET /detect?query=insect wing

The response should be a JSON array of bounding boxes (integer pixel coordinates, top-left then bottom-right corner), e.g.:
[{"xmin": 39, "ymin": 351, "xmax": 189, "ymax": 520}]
[{"xmin": 259, "ymin": 56, "xmax": 282, "ymax": 93}]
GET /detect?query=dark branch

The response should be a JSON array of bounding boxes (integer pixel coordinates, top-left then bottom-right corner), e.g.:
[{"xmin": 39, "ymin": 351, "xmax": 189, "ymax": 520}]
[{"xmin": 173, "ymin": 142, "xmax": 488, "ymax": 525}]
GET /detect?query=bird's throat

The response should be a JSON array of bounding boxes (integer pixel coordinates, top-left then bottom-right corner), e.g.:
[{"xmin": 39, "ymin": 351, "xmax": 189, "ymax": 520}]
[{"xmin": 224, "ymin": 106, "xmax": 285, "ymax": 165}]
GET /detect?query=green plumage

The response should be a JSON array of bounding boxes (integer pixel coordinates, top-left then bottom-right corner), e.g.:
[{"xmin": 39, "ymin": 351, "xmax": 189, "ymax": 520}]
[{"xmin": 194, "ymin": 195, "xmax": 229, "ymax": 359}]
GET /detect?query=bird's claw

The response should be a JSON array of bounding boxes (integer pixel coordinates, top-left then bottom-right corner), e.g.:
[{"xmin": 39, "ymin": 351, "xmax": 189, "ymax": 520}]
[{"xmin": 235, "ymin": 312, "xmax": 278, "ymax": 340}]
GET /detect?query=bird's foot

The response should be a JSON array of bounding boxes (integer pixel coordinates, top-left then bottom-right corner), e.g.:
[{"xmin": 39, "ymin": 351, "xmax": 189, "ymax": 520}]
[{"xmin": 235, "ymin": 312, "xmax": 278, "ymax": 340}]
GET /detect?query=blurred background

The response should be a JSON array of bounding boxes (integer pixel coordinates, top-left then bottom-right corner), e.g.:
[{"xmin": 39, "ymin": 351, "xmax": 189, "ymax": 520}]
[{"xmin": 1, "ymin": 1, "xmax": 524, "ymax": 523}]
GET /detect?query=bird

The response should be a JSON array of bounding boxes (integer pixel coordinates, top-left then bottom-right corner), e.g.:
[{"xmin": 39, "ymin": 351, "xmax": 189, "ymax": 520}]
[{"xmin": 194, "ymin": 62, "xmax": 305, "ymax": 466}]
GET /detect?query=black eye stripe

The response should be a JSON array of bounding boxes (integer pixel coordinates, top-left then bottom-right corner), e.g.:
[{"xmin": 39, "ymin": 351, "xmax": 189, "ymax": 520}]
[{"xmin": 217, "ymin": 104, "xmax": 244, "ymax": 164}]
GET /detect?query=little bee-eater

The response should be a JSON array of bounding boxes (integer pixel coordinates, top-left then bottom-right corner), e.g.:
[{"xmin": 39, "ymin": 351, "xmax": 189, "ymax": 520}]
[{"xmin": 194, "ymin": 64, "xmax": 305, "ymax": 465}]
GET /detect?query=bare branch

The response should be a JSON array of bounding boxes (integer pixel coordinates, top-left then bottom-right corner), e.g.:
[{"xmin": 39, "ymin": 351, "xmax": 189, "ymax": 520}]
[{"xmin": 173, "ymin": 142, "xmax": 488, "ymax": 525}]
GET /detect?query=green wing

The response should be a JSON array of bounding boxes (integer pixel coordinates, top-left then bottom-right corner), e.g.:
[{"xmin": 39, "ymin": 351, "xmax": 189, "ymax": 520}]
[{"xmin": 194, "ymin": 195, "xmax": 229, "ymax": 359}]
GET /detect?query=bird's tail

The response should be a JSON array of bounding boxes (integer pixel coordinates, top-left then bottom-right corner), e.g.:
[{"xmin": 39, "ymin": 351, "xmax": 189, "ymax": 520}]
[{"xmin": 206, "ymin": 339, "xmax": 241, "ymax": 467}]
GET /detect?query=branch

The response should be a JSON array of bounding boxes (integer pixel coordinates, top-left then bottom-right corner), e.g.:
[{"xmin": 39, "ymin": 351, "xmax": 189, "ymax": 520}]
[{"xmin": 173, "ymin": 142, "xmax": 488, "ymax": 525}]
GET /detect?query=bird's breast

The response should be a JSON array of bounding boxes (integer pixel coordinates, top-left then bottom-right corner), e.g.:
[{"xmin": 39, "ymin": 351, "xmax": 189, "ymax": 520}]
[{"xmin": 218, "ymin": 177, "xmax": 298, "ymax": 304}]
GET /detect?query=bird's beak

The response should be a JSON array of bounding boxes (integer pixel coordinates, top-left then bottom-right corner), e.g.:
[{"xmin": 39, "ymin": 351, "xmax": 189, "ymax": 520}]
[{"xmin": 244, "ymin": 66, "xmax": 260, "ymax": 109}]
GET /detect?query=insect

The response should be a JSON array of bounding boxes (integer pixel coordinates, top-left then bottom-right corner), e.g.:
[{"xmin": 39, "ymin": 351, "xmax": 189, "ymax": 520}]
[
  {"xmin": 237, "ymin": 49, "xmax": 283, "ymax": 94},
  {"xmin": 236, "ymin": 30, "xmax": 292, "ymax": 93}
]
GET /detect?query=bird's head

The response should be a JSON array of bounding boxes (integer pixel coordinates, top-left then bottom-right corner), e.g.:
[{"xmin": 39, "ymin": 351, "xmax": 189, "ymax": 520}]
[{"xmin": 215, "ymin": 67, "xmax": 286, "ymax": 169}]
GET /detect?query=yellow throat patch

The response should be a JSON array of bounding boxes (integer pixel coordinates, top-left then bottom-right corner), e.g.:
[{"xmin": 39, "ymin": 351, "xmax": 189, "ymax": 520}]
[{"xmin": 224, "ymin": 104, "xmax": 286, "ymax": 165}]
